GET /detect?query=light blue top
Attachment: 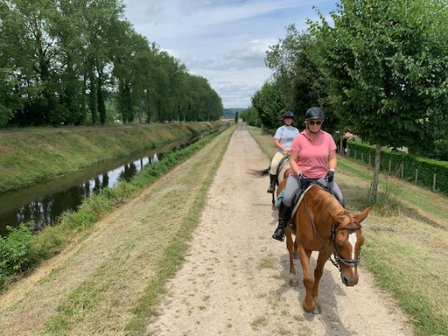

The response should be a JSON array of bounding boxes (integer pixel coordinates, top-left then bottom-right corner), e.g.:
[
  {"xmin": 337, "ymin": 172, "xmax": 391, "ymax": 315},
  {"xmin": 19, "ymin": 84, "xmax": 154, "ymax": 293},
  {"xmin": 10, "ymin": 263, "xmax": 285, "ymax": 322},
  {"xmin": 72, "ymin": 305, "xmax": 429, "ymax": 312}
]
[{"xmin": 274, "ymin": 125, "xmax": 300, "ymax": 152}]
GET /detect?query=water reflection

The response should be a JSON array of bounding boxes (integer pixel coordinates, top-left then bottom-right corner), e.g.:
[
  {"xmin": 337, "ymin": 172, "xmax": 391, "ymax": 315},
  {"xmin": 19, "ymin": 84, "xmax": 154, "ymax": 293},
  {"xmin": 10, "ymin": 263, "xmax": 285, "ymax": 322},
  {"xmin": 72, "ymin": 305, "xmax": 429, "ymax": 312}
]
[{"xmin": 0, "ymin": 139, "xmax": 188, "ymax": 236}]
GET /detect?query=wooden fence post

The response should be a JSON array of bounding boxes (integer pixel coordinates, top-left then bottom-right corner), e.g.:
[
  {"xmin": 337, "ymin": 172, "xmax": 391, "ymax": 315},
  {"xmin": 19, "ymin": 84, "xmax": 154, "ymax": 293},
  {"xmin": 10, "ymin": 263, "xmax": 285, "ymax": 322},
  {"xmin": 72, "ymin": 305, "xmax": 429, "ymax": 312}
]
[
  {"xmin": 415, "ymin": 169, "xmax": 418, "ymax": 184},
  {"xmin": 433, "ymin": 174, "xmax": 437, "ymax": 191}
]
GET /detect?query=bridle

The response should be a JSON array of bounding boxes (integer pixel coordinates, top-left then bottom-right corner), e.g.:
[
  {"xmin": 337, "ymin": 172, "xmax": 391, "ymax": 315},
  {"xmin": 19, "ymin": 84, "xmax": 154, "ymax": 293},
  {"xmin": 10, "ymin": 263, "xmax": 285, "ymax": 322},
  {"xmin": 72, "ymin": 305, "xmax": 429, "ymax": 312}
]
[
  {"xmin": 304, "ymin": 193, "xmax": 362, "ymax": 271},
  {"xmin": 329, "ymin": 220, "xmax": 362, "ymax": 268}
]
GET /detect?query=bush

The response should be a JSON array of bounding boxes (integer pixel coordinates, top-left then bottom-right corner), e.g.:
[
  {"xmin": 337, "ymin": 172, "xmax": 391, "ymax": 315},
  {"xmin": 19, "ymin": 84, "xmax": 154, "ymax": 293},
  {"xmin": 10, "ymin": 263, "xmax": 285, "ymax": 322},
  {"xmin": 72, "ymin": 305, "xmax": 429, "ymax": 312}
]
[
  {"xmin": 347, "ymin": 141, "xmax": 448, "ymax": 196},
  {"xmin": 0, "ymin": 222, "xmax": 34, "ymax": 288}
]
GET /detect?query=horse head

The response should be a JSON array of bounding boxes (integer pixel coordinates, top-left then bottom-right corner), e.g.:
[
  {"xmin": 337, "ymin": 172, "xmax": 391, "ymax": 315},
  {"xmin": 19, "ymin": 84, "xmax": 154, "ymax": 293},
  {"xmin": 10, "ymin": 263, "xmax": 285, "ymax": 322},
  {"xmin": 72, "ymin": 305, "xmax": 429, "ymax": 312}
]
[{"xmin": 329, "ymin": 207, "xmax": 371, "ymax": 286}]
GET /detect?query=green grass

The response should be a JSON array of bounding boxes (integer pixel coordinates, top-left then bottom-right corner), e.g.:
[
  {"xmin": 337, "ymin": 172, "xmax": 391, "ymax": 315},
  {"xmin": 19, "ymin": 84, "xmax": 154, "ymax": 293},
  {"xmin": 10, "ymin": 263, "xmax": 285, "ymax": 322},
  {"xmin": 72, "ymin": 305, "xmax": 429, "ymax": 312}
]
[
  {"xmin": 0, "ymin": 121, "xmax": 224, "ymax": 193},
  {"xmin": 246, "ymin": 124, "xmax": 448, "ymax": 336},
  {"xmin": 39, "ymin": 125, "xmax": 235, "ymax": 335}
]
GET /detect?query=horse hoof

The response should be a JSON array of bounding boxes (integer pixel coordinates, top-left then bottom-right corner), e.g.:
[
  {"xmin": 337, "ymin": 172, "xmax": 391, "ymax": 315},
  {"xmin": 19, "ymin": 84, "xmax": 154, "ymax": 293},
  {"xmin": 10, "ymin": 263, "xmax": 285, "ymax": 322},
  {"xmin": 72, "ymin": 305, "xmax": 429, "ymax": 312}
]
[
  {"xmin": 289, "ymin": 279, "xmax": 298, "ymax": 287},
  {"xmin": 293, "ymin": 252, "xmax": 299, "ymax": 260},
  {"xmin": 313, "ymin": 305, "xmax": 322, "ymax": 315}
]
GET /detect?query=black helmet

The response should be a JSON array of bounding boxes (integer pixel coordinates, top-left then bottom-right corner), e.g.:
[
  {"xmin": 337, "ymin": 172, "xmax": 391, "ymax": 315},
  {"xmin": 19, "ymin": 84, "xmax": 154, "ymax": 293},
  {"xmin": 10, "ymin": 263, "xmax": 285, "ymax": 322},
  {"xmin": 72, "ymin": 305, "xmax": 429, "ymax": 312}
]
[
  {"xmin": 282, "ymin": 111, "xmax": 294, "ymax": 119},
  {"xmin": 305, "ymin": 107, "xmax": 325, "ymax": 120}
]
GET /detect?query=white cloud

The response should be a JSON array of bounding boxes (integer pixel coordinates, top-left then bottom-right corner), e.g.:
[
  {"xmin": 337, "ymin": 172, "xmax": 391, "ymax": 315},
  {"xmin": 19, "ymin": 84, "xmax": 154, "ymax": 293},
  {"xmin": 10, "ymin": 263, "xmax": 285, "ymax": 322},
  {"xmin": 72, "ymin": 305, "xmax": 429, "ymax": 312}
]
[{"xmin": 123, "ymin": 0, "xmax": 338, "ymax": 107}]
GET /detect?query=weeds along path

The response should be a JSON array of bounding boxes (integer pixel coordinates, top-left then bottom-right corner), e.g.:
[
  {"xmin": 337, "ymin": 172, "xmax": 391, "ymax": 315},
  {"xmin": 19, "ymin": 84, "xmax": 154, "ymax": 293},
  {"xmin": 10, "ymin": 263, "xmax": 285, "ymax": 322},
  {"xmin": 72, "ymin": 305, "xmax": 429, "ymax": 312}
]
[{"xmin": 0, "ymin": 123, "xmax": 413, "ymax": 335}]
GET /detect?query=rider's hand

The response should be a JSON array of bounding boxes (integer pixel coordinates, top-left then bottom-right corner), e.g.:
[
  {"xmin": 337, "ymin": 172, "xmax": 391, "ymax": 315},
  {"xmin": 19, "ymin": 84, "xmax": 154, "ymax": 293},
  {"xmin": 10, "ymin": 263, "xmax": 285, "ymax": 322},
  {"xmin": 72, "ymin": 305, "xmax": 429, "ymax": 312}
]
[
  {"xmin": 325, "ymin": 169, "xmax": 335, "ymax": 183},
  {"xmin": 298, "ymin": 173, "xmax": 311, "ymax": 189}
]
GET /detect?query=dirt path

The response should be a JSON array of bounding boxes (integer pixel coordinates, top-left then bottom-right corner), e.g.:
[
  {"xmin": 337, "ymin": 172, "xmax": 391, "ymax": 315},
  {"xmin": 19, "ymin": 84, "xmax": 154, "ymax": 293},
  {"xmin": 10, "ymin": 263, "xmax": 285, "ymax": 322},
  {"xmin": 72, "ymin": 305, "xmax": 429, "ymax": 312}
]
[
  {"xmin": 147, "ymin": 124, "xmax": 413, "ymax": 336},
  {"xmin": 0, "ymin": 124, "xmax": 413, "ymax": 335}
]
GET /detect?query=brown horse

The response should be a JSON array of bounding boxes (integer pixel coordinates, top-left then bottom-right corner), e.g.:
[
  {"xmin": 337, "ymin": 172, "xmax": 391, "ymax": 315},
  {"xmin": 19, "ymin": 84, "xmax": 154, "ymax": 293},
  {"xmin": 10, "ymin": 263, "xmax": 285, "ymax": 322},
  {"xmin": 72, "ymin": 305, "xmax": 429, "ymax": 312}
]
[
  {"xmin": 248, "ymin": 156, "xmax": 290, "ymax": 210},
  {"xmin": 285, "ymin": 184, "xmax": 371, "ymax": 314}
]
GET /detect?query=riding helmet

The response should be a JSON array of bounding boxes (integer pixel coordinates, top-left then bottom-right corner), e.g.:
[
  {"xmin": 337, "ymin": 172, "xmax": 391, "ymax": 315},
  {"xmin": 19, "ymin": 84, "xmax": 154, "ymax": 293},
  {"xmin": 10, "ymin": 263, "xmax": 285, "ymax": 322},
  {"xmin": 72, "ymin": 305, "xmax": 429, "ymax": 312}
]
[
  {"xmin": 305, "ymin": 107, "xmax": 325, "ymax": 120},
  {"xmin": 282, "ymin": 111, "xmax": 294, "ymax": 119}
]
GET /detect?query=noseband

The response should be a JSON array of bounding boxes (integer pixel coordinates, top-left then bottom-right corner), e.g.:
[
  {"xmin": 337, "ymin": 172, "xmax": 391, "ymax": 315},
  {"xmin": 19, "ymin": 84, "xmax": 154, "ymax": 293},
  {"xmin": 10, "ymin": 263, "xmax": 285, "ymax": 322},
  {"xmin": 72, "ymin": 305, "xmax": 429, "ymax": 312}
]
[
  {"xmin": 329, "ymin": 221, "xmax": 362, "ymax": 269},
  {"xmin": 305, "ymin": 196, "xmax": 362, "ymax": 271}
]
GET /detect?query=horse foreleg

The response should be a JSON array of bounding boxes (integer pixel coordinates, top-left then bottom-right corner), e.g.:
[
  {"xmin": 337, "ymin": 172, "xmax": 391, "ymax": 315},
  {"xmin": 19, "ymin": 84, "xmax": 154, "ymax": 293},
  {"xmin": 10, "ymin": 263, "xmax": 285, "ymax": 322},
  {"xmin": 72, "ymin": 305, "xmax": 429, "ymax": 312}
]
[
  {"xmin": 293, "ymin": 236, "xmax": 299, "ymax": 260},
  {"xmin": 298, "ymin": 246, "xmax": 314, "ymax": 313},
  {"xmin": 285, "ymin": 230, "xmax": 298, "ymax": 287},
  {"xmin": 311, "ymin": 251, "xmax": 329, "ymax": 314}
]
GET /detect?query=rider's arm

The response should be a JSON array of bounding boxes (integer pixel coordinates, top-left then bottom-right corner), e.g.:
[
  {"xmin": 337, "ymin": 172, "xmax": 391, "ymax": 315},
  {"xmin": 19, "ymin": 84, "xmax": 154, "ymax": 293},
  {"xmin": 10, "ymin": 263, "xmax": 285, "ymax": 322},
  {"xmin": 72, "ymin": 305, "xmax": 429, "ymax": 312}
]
[
  {"xmin": 274, "ymin": 138, "xmax": 289, "ymax": 154},
  {"xmin": 289, "ymin": 150, "xmax": 301, "ymax": 175},
  {"xmin": 328, "ymin": 150, "xmax": 337, "ymax": 171}
]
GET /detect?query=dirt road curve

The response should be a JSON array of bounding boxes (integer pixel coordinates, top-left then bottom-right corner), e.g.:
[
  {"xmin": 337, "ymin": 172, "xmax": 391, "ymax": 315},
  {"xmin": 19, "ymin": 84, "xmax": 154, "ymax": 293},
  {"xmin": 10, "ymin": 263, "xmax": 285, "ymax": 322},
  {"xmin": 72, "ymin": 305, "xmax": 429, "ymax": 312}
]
[
  {"xmin": 0, "ymin": 123, "xmax": 413, "ymax": 336},
  {"xmin": 149, "ymin": 124, "xmax": 412, "ymax": 336}
]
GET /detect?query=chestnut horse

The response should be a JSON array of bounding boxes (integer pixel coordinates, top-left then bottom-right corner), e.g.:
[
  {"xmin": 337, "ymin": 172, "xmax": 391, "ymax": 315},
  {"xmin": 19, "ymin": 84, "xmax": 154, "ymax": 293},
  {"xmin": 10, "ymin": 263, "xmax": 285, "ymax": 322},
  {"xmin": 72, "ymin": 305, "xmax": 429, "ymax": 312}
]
[
  {"xmin": 248, "ymin": 155, "xmax": 290, "ymax": 210},
  {"xmin": 285, "ymin": 184, "xmax": 371, "ymax": 314}
]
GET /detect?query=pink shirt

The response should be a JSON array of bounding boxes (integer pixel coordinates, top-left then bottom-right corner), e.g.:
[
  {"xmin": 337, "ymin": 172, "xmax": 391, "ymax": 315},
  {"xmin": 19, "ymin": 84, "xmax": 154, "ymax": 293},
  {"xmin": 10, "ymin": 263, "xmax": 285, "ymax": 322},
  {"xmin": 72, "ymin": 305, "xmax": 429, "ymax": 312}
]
[{"xmin": 290, "ymin": 130, "xmax": 336, "ymax": 179}]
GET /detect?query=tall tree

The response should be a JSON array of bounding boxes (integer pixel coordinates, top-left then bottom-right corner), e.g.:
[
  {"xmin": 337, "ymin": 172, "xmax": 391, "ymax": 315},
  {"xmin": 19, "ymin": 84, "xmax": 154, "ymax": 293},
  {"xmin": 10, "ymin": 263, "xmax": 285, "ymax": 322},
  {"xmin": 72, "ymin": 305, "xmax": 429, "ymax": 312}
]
[{"xmin": 309, "ymin": 0, "xmax": 448, "ymax": 202}]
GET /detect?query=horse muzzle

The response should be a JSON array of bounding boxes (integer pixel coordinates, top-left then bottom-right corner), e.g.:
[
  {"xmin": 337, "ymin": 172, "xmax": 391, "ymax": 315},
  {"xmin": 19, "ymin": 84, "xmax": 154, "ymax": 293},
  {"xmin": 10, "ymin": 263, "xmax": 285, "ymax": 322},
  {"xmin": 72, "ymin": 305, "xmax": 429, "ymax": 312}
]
[{"xmin": 340, "ymin": 267, "xmax": 359, "ymax": 286}]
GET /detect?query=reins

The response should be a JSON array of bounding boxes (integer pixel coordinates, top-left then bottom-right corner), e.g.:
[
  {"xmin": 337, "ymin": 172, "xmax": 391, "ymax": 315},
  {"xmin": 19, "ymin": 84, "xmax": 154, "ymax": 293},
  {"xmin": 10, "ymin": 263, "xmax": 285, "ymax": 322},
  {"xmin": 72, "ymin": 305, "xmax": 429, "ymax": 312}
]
[{"xmin": 304, "ymin": 188, "xmax": 361, "ymax": 271}]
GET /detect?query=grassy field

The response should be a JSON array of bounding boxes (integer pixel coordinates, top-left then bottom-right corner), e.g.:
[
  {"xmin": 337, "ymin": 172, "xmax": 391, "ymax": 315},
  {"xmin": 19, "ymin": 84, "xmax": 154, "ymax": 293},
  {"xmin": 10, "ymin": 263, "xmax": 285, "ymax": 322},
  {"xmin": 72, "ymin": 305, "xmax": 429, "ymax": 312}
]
[{"xmin": 247, "ymin": 125, "xmax": 448, "ymax": 336}]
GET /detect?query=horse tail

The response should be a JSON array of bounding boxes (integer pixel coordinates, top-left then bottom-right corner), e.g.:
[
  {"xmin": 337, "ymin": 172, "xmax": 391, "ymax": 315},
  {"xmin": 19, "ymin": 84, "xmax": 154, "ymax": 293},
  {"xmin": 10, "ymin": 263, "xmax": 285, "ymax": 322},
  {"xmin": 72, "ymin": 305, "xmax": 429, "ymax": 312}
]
[{"xmin": 247, "ymin": 168, "xmax": 269, "ymax": 178}]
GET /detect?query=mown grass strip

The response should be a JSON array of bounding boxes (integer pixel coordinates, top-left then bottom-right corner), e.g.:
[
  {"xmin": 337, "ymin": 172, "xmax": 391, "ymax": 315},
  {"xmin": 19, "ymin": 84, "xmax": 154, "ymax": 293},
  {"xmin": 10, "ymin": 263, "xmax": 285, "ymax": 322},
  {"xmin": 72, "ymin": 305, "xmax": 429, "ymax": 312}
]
[
  {"xmin": 42, "ymin": 126, "xmax": 234, "ymax": 334},
  {"xmin": 125, "ymin": 125, "xmax": 234, "ymax": 335}
]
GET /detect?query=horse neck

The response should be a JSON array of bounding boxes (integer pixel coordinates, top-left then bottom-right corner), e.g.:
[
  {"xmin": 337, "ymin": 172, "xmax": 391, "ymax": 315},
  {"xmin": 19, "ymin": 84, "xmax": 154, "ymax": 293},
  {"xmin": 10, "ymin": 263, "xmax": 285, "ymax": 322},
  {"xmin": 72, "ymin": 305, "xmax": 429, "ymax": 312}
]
[{"xmin": 307, "ymin": 186, "xmax": 345, "ymax": 231}]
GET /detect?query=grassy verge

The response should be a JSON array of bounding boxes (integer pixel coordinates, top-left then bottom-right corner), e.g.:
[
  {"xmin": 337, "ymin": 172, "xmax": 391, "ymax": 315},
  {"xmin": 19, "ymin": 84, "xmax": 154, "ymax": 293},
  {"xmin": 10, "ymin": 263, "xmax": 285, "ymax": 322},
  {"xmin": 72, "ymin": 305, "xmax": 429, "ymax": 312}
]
[
  {"xmin": 125, "ymin": 124, "xmax": 233, "ymax": 335},
  {"xmin": 0, "ymin": 125, "xmax": 232, "ymax": 290},
  {"xmin": 247, "ymin": 124, "xmax": 448, "ymax": 336},
  {"xmin": 40, "ymin": 124, "xmax": 235, "ymax": 334}
]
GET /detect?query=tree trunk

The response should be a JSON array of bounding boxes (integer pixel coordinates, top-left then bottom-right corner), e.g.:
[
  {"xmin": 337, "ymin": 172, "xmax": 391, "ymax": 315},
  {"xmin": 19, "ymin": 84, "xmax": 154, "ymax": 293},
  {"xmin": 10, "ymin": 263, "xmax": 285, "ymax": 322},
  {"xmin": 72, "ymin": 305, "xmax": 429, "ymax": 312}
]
[{"xmin": 370, "ymin": 144, "xmax": 382, "ymax": 204}]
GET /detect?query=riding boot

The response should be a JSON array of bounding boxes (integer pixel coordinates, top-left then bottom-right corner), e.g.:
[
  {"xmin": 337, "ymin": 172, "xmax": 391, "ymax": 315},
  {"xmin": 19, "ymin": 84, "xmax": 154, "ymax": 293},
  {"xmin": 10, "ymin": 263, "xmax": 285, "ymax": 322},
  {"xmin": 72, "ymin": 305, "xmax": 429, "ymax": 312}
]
[
  {"xmin": 272, "ymin": 202, "xmax": 292, "ymax": 241},
  {"xmin": 267, "ymin": 174, "xmax": 277, "ymax": 193}
]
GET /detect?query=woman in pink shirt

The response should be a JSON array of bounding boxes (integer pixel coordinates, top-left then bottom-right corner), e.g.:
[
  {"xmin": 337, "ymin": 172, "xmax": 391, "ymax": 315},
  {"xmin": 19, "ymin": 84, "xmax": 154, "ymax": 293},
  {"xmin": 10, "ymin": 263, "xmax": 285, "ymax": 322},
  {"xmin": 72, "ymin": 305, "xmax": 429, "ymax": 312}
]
[{"xmin": 272, "ymin": 107, "xmax": 344, "ymax": 241}]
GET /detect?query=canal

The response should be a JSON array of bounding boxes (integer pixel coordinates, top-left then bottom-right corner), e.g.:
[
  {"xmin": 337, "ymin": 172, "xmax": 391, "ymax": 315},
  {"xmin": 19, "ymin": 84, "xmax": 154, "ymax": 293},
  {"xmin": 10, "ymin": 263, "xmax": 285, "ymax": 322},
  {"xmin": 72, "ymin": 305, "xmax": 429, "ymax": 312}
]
[{"xmin": 0, "ymin": 137, "xmax": 198, "ymax": 236}]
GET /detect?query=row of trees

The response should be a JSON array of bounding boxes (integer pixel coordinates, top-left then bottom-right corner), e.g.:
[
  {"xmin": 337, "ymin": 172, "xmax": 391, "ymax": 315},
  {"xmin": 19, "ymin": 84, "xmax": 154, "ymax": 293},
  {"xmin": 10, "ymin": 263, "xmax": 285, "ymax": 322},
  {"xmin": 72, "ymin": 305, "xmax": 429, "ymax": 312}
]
[
  {"xmin": 0, "ymin": 0, "xmax": 223, "ymax": 127},
  {"xmin": 243, "ymin": 0, "xmax": 448, "ymax": 202}
]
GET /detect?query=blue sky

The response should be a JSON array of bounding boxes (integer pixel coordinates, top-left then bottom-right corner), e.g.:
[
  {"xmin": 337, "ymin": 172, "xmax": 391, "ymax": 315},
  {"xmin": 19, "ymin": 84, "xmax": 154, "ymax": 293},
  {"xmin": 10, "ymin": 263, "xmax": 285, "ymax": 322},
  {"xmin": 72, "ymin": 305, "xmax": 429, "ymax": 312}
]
[{"xmin": 122, "ymin": 0, "xmax": 338, "ymax": 108}]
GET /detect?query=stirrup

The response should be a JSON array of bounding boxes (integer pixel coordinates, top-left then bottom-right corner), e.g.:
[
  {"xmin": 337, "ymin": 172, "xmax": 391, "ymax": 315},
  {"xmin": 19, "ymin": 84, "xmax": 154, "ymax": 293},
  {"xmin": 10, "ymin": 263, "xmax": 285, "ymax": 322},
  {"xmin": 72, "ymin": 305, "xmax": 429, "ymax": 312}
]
[{"xmin": 267, "ymin": 185, "xmax": 275, "ymax": 193}]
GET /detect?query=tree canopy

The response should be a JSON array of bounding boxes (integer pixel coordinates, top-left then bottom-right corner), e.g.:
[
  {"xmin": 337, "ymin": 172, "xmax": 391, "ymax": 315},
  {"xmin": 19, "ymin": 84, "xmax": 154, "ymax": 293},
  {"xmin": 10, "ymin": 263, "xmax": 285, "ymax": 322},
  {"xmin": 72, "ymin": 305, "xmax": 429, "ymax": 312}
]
[
  {"xmin": 0, "ymin": 0, "xmax": 223, "ymax": 127},
  {"xmin": 308, "ymin": 0, "xmax": 448, "ymax": 201}
]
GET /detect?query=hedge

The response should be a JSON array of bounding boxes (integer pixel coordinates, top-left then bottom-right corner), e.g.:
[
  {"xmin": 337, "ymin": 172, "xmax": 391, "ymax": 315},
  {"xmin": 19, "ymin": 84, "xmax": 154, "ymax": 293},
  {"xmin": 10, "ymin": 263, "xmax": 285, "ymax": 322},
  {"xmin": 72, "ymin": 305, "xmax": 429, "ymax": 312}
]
[{"xmin": 345, "ymin": 141, "xmax": 448, "ymax": 196}]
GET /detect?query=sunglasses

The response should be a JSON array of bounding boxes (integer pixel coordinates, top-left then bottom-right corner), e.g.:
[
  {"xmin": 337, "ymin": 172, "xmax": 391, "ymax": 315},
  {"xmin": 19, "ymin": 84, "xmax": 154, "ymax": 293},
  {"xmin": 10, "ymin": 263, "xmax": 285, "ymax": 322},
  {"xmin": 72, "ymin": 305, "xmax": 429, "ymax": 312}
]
[{"xmin": 308, "ymin": 120, "xmax": 322, "ymax": 126}]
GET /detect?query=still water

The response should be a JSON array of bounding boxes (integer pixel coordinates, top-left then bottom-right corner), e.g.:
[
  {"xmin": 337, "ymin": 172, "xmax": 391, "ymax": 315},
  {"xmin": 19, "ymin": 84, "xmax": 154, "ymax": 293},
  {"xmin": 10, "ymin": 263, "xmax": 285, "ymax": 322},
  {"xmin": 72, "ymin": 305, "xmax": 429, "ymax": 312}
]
[{"xmin": 0, "ymin": 137, "xmax": 196, "ymax": 236}]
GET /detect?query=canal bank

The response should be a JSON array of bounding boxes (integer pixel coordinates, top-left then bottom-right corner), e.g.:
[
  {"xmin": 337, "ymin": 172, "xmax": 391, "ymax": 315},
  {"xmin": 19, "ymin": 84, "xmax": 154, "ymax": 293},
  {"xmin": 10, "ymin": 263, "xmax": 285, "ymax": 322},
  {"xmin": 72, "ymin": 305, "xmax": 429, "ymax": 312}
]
[
  {"xmin": 0, "ymin": 135, "xmax": 207, "ymax": 236},
  {"xmin": 0, "ymin": 124, "xmax": 233, "ymax": 288},
  {"xmin": 0, "ymin": 121, "xmax": 225, "ymax": 193}
]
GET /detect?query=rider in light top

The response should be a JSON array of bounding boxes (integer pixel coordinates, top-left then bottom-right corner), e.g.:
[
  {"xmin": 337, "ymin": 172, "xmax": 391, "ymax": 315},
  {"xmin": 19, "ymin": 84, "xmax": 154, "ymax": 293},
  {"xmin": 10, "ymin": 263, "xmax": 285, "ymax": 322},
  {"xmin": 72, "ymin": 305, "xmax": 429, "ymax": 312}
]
[
  {"xmin": 272, "ymin": 107, "xmax": 344, "ymax": 242},
  {"xmin": 267, "ymin": 111, "xmax": 300, "ymax": 193}
]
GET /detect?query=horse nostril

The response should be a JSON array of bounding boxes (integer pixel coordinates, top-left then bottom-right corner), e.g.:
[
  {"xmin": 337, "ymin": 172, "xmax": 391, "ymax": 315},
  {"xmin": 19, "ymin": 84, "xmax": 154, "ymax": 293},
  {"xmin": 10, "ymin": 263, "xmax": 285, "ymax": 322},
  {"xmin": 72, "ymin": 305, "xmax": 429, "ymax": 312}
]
[{"xmin": 343, "ymin": 277, "xmax": 349, "ymax": 286}]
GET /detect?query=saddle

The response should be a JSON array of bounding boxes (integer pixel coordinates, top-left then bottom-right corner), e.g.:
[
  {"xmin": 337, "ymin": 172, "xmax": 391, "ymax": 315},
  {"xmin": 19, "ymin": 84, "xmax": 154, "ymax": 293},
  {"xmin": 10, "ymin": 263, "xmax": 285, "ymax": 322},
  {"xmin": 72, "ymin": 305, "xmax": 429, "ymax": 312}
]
[{"xmin": 276, "ymin": 182, "xmax": 343, "ymax": 233}]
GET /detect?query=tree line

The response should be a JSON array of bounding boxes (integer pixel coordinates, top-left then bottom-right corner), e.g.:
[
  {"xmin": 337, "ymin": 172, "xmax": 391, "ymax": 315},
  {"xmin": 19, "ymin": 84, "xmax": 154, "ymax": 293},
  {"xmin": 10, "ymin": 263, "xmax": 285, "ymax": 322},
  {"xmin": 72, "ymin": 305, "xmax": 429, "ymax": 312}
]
[
  {"xmin": 0, "ymin": 0, "xmax": 223, "ymax": 127},
  {"xmin": 242, "ymin": 0, "xmax": 448, "ymax": 202}
]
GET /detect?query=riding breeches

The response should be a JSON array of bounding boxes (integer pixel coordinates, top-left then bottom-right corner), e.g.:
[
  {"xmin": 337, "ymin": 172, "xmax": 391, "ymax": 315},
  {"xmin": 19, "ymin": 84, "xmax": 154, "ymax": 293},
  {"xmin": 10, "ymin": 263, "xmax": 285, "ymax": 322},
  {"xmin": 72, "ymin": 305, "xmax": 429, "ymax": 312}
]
[
  {"xmin": 269, "ymin": 152, "xmax": 286, "ymax": 175},
  {"xmin": 281, "ymin": 174, "xmax": 344, "ymax": 207}
]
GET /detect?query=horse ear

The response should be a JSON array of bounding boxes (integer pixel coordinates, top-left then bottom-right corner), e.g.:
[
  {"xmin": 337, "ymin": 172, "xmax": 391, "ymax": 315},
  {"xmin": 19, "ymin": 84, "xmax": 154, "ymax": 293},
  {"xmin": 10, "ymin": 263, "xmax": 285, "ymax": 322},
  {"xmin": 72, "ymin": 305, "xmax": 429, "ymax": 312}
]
[{"xmin": 357, "ymin": 207, "xmax": 371, "ymax": 223}]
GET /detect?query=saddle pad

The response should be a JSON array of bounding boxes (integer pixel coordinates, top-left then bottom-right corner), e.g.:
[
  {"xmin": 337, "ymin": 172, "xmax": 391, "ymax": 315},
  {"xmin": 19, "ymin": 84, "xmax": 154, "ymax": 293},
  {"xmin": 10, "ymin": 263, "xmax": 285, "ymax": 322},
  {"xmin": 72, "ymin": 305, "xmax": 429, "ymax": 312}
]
[{"xmin": 291, "ymin": 184, "xmax": 326, "ymax": 218}]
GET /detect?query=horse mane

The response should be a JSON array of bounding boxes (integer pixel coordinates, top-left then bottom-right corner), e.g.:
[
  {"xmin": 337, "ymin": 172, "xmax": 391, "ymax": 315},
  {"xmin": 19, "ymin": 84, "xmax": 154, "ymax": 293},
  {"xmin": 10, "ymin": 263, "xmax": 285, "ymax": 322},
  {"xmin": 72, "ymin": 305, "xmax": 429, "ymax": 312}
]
[{"xmin": 305, "ymin": 185, "xmax": 345, "ymax": 221}]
